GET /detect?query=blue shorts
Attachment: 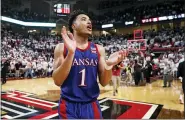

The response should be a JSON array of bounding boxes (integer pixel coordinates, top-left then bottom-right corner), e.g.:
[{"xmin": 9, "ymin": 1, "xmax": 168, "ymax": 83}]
[{"xmin": 58, "ymin": 98, "xmax": 103, "ymax": 119}]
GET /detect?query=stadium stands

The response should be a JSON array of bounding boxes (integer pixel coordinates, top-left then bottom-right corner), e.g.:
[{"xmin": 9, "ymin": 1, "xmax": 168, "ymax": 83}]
[{"xmin": 1, "ymin": 0, "xmax": 184, "ymax": 80}]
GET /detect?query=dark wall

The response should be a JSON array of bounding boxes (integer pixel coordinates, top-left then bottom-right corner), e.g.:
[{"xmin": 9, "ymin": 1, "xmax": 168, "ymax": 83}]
[
  {"xmin": 31, "ymin": 0, "xmax": 50, "ymax": 15},
  {"xmin": 73, "ymin": 0, "xmax": 88, "ymax": 12}
]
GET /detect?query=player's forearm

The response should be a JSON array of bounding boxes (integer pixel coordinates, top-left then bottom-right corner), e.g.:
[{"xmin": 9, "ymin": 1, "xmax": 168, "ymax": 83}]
[
  {"xmin": 99, "ymin": 62, "xmax": 113, "ymax": 87},
  {"xmin": 52, "ymin": 54, "xmax": 74, "ymax": 86}
]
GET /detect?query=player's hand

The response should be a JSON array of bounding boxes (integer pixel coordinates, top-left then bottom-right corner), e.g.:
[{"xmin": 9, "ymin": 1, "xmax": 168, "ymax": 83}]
[
  {"xmin": 106, "ymin": 50, "xmax": 127, "ymax": 66},
  {"xmin": 61, "ymin": 26, "xmax": 76, "ymax": 55}
]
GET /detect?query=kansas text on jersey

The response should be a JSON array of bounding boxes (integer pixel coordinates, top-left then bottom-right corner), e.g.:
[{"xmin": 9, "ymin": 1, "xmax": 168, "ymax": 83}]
[{"xmin": 61, "ymin": 42, "xmax": 100, "ymax": 102}]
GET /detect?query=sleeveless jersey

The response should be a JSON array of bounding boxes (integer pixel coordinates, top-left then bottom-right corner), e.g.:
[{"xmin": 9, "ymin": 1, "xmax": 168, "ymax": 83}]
[{"xmin": 61, "ymin": 42, "xmax": 100, "ymax": 102}]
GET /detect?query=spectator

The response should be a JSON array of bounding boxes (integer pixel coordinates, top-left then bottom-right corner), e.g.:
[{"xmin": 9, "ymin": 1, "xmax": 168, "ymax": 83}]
[
  {"xmin": 144, "ymin": 62, "xmax": 153, "ymax": 84},
  {"xmin": 163, "ymin": 61, "xmax": 173, "ymax": 87},
  {"xmin": 112, "ymin": 62, "xmax": 124, "ymax": 96},
  {"xmin": 15, "ymin": 60, "xmax": 22, "ymax": 78},
  {"xmin": 1, "ymin": 59, "xmax": 10, "ymax": 84},
  {"xmin": 134, "ymin": 60, "xmax": 142, "ymax": 86},
  {"xmin": 24, "ymin": 59, "xmax": 33, "ymax": 79}
]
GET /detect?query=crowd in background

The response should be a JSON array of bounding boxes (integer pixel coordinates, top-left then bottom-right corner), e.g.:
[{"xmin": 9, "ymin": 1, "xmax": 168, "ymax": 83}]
[
  {"xmin": 1, "ymin": 25, "xmax": 59, "ymax": 81},
  {"xmin": 1, "ymin": 23, "xmax": 184, "ymax": 82},
  {"xmin": 2, "ymin": 6, "xmax": 50, "ymax": 22},
  {"xmin": 121, "ymin": 49, "xmax": 184, "ymax": 84},
  {"xmin": 143, "ymin": 27, "xmax": 184, "ymax": 48},
  {"xmin": 92, "ymin": 0, "xmax": 184, "ymax": 25},
  {"xmin": 1, "ymin": 0, "xmax": 184, "ymax": 86},
  {"xmin": 110, "ymin": 47, "xmax": 184, "ymax": 97},
  {"xmin": 1, "ymin": 0, "xmax": 51, "ymax": 22},
  {"xmin": 92, "ymin": 27, "xmax": 184, "ymax": 56},
  {"xmin": 97, "ymin": 0, "xmax": 133, "ymax": 10},
  {"xmin": 2, "ymin": 0, "xmax": 184, "ymax": 25}
]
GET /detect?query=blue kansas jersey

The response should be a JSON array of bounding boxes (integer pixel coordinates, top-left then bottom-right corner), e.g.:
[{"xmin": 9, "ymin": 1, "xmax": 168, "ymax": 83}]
[{"xmin": 61, "ymin": 42, "xmax": 100, "ymax": 102}]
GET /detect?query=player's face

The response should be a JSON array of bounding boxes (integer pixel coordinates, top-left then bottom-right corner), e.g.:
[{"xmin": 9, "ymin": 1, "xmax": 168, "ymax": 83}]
[{"xmin": 73, "ymin": 14, "xmax": 92, "ymax": 36}]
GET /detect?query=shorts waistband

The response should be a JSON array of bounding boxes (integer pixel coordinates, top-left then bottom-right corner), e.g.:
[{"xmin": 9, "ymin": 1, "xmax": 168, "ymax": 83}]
[{"xmin": 61, "ymin": 97, "xmax": 97, "ymax": 104}]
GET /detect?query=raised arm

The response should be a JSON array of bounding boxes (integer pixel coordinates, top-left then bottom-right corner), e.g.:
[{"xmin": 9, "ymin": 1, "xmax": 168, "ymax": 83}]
[
  {"xmin": 97, "ymin": 45, "xmax": 126, "ymax": 86},
  {"xmin": 52, "ymin": 26, "xmax": 76, "ymax": 86}
]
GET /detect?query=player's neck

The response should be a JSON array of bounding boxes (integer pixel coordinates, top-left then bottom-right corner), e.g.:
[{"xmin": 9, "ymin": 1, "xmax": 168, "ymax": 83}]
[{"xmin": 74, "ymin": 34, "xmax": 88, "ymax": 45}]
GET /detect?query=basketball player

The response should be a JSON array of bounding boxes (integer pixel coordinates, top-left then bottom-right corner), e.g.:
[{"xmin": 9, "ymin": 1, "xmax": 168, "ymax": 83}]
[{"xmin": 52, "ymin": 10, "xmax": 126, "ymax": 119}]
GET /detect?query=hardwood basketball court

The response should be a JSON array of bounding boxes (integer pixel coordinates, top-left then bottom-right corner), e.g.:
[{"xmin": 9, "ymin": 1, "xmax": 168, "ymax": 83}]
[{"xmin": 1, "ymin": 78, "xmax": 184, "ymax": 119}]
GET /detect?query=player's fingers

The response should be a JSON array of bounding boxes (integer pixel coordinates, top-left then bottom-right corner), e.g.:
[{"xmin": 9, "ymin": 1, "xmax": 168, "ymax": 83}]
[
  {"xmin": 61, "ymin": 26, "xmax": 71, "ymax": 43},
  {"xmin": 124, "ymin": 50, "xmax": 128, "ymax": 57},
  {"xmin": 61, "ymin": 26, "xmax": 67, "ymax": 35},
  {"xmin": 67, "ymin": 32, "xmax": 75, "ymax": 41},
  {"xmin": 118, "ymin": 50, "xmax": 123, "ymax": 55},
  {"xmin": 119, "ymin": 50, "xmax": 126, "ymax": 57},
  {"xmin": 61, "ymin": 35, "xmax": 71, "ymax": 46},
  {"xmin": 122, "ymin": 51, "xmax": 127, "ymax": 60},
  {"xmin": 117, "ymin": 55, "xmax": 122, "ymax": 61},
  {"xmin": 118, "ymin": 54, "xmax": 124, "ymax": 61},
  {"xmin": 61, "ymin": 33, "xmax": 68, "ymax": 43},
  {"xmin": 126, "ymin": 50, "xmax": 129, "ymax": 56}
]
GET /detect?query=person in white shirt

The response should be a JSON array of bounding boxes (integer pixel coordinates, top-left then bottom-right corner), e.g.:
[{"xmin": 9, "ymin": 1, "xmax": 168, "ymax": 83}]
[
  {"xmin": 170, "ymin": 59, "xmax": 177, "ymax": 80},
  {"xmin": 48, "ymin": 66, "xmax": 53, "ymax": 77},
  {"xmin": 32, "ymin": 60, "xmax": 37, "ymax": 77},
  {"xmin": 24, "ymin": 60, "xmax": 33, "ymax": 79},
  {"xmin": 163, "ymin": 61, "xmax": 173, "ymax": 87},
  {"xmin": 22, "ymin": 59, "xmax": 27, "ymax": 68},
  {"xmin": 10, "ymin": 60, "xmax": 15, "ymax": 73},
  {"xmin": 37, "ymin": 62, "xmax": 42, "ymax": 77},
  {"xmin": 42, "ymin": 61, "xmax": 48, "ymax": 77},
  {"xmin": 179, "ymin": 57, "xmax": 184, "ymax": 63}
]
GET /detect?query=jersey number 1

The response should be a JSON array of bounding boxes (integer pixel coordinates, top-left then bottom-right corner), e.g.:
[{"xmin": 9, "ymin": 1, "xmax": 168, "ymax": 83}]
[{"xmin": 79, "ymin": 69, "xmax": 87, "ymax": 86}]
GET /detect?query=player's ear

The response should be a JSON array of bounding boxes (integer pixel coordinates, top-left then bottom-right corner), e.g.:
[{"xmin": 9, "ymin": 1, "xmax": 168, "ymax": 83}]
[
  {"xmin": 72, "ymin": 24, "xmax": 76, "ymax": 31},
  {"xmin": 72, "ymin": 21, "xmax": 78, "ymax": 32}
]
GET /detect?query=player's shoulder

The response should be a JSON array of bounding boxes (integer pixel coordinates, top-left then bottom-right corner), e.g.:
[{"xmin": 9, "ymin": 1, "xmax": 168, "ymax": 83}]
[
  {"xmin": 94, "ymin": 44, "xmax": 105, "ymax": 53},
  {"xmin": 56, "ymin": 43, "xmax": 64, "ymax": 48},
  {"xmin": 54, "ymin": 43, "xmax": 64, "ymax": 54},
  {"xmin": 55, "ymin": 43, "xmax": 64, "ymax": 50}
]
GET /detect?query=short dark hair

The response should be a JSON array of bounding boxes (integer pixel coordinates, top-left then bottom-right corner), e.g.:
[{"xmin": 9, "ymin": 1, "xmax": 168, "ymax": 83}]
[{"xmin": 68, "ymin": 10, "xmax": 87, "ymax": 33}]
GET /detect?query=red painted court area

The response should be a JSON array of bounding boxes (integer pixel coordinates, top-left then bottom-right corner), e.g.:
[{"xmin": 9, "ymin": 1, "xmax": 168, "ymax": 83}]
[{"xmin": 1, "ymin": 91, "xmax": 162, "ymax": 119}]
